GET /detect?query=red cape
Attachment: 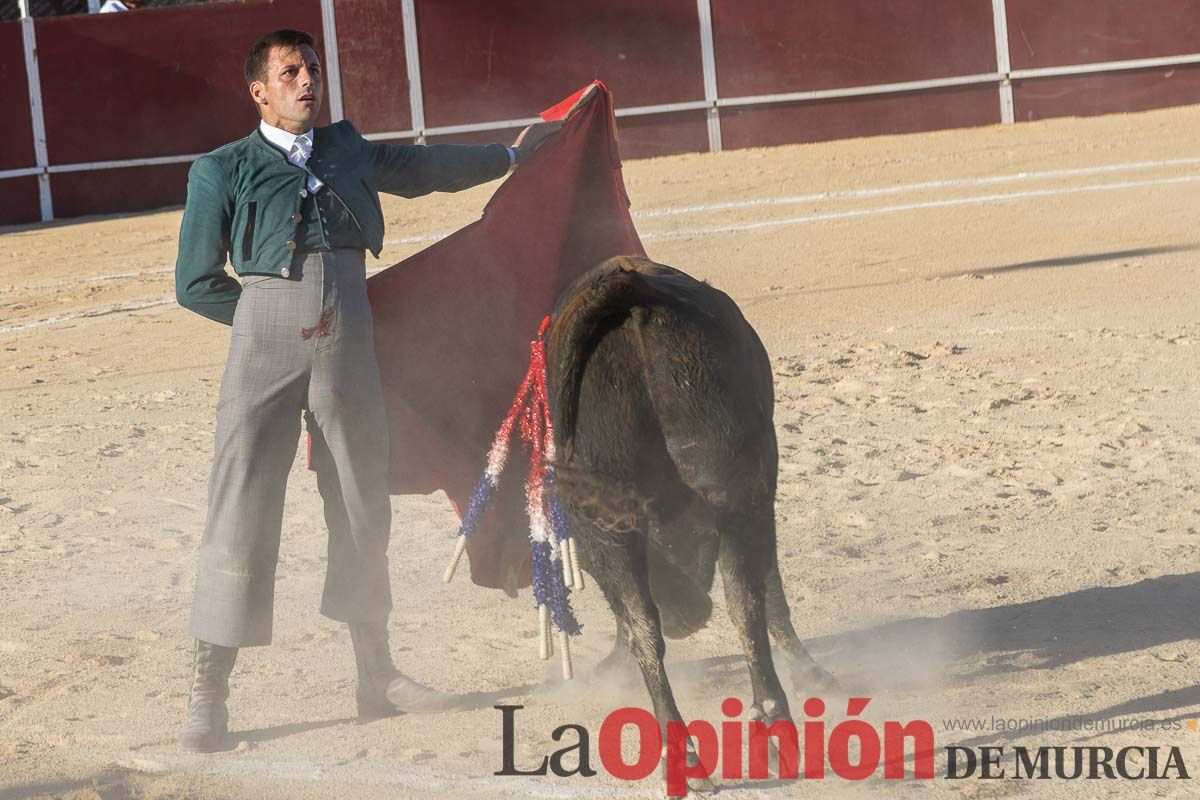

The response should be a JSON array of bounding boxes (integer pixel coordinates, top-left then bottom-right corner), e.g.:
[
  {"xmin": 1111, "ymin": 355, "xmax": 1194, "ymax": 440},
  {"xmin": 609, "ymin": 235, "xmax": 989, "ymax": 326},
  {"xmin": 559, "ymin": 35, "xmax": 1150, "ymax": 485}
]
[{"xmin": 361, "ymin": 82, "xmax": 645, "ymax": 594}]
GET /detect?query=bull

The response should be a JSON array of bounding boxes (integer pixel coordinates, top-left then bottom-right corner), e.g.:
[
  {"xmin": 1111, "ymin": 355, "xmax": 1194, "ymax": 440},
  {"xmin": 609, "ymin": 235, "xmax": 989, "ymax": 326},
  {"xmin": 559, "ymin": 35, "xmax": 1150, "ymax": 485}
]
[{"xmin": 546, "ymin": 255, "xmax": 837, "ymax": 791}]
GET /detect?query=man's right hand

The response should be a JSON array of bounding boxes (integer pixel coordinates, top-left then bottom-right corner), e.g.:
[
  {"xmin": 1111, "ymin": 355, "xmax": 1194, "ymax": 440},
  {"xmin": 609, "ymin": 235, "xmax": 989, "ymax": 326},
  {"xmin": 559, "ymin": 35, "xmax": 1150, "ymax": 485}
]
[{"xmin": 511, "ymin": 120, "xmax": 564, "ymax": 163}]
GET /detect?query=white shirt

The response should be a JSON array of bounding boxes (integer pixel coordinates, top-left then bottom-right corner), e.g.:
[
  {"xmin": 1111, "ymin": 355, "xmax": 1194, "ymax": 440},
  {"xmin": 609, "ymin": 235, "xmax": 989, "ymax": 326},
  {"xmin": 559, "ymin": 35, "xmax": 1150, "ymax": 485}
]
[
  {"xmin": 259, "ymin": 119, "xmax": 519, "ymax": 195},
  {"xmin": 259, "ymin": 120, "xmax": 324, "ymax": 193}
]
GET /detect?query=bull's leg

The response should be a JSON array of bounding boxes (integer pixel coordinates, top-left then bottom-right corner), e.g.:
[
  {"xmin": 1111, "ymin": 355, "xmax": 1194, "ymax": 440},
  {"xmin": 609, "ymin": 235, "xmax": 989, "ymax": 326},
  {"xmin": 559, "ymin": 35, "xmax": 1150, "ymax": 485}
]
[
  {"xmin": 765, "ymin": 561, "xmax": 840, "ymax": 694},
  {"xmin": 586, "ymin": 533, "xmax": 678, "ymax": 722},
  {"xmin": 714, "ymin": 505, "xmax": 792, "ymax": 727},
  {"xmin": 584, "ymin": 528, "xmax": 716, "ymax": 795}
]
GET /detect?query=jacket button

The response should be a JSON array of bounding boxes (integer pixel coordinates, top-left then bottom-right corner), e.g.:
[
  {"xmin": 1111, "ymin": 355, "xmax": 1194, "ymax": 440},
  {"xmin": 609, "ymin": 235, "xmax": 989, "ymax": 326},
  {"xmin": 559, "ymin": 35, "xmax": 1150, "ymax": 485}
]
[
  {"xmin": 291, "ymin": 213, "xmax": 302, "ymax": 223},
  {"xmin": 286, "ymin": 240, "xmax": 297, "ymax": 251},
  {"xmin": 299, "ymin": 189, "xmax": 308, "ymax": 198},
  {"xmin": 280, "ymin": 267, "xmax": 291, "ymax": 278}
]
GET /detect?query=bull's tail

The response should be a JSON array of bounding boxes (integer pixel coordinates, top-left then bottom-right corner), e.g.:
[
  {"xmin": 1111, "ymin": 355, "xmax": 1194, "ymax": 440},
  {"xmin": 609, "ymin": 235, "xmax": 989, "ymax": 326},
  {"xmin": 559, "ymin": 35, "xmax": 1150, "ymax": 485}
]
[
  {"xmin": 550, "ymin": 262, "xmax": 718, "ymax": 638},
  {"xmin": 551, "ymin": 261, "xmax": 656, "ymax": 464}
]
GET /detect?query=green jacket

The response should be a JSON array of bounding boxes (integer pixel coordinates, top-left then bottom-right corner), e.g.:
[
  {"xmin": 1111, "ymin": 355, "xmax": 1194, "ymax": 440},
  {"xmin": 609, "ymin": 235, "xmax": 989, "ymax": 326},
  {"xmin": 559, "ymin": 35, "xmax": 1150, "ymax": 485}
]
[{"xmin": 175, "ymin": 120, "xmax": 511, "ymax": 325}]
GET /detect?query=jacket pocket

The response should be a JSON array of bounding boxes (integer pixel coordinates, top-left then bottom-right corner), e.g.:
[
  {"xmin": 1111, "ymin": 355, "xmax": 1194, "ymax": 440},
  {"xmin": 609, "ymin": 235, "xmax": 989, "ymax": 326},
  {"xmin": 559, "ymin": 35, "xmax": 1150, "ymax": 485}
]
[{"xmin": 241, "ymin": 201, "xmax": 258, "ymax": 262}]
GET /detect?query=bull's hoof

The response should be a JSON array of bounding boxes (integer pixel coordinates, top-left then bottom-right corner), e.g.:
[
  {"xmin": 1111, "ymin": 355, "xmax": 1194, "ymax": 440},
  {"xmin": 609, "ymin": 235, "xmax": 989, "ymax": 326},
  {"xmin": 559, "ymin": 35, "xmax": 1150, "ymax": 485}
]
[{"xmin": 746, "ymin": 702, "xmax": 797, "ymax": 780}]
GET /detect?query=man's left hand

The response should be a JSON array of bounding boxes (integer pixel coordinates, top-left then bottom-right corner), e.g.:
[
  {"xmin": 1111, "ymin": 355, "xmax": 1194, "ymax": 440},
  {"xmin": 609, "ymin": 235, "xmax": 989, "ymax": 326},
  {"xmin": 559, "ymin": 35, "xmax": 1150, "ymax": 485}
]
[{"xmin": 512, "ymin": 120, "xmax": 564, "ymax": 163}]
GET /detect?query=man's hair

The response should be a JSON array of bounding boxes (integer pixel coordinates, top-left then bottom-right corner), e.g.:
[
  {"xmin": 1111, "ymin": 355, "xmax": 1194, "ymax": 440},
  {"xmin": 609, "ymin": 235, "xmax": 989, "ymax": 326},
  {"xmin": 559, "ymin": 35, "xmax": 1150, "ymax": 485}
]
[{"xmin": 244, "ymin": 29, "xmax": 317, "ymax": 85}]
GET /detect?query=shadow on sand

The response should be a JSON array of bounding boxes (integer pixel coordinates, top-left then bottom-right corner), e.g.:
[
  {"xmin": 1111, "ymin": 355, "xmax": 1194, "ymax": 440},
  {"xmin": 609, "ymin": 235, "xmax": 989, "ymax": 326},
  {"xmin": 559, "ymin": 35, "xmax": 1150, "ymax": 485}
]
[{"xmin": 805, "ymin": 571, "xmax": 1200, "ymax": 682}]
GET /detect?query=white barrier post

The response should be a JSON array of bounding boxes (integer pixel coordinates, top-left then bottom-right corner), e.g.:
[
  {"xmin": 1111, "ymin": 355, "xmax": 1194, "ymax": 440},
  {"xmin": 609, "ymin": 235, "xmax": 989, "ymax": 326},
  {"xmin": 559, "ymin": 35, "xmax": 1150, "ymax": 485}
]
[
  {"xmin": 696, "ymin": 0, "xmax": 722, "ymax": 152},
  {"xmin": 20, "ymin": 17, "xmax": 53, "ymax": 221},
  {"xmin": 400, "ymin": 0, "xmax": 427, "ymax": 143},
  {"xmin": 320, "ymin": 0, "xmax": 345, "ymax": 122},
  {"xmin": 991, "ymin": 0, "xmax": 1015, "ymax": 124}
]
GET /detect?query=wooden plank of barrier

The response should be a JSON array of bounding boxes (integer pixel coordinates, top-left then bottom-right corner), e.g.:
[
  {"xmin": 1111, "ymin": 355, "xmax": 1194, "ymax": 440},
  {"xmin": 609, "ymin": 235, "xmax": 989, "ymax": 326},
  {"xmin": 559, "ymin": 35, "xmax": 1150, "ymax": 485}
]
[
  {"xmin": 1004, "ymin": 0, "xmax": 1200, "ymax": 71},
  {"xmin": 1, "ymin": 20, "xmax": 36, "ymax": 173},
  {"xmin": 0, "ymin": 175, "xmax": 42, "ymax": 227},
  {"xmin": 709, "ymin": 0, "xmax": 1000, "ymax": 150},
  {"xmin": 710, "ymin": 0, "xmax": 998, "ymax": 97},
  {"xmin": 1013, "ymin": 64, "xmax": 1200, "ymax": 123},
  {"xmin": 717, "ymin": 84, "xmax": 1002, "ymax": 151},
  {"xmin": 49, "ymin": 161, "xmax": 192, "ymax": 220},
  {"xmin": 0, "ymin": 19, "xmax": 40, "ymax": 227},
  {"xmin": 412, "ymin": 0, "xmax": 706, "ymax": 128},
  {"xmin": 333, "ymin": 0, "xmax": 415, "ymax": 139},
  {"xmin": 33, "ymin": 1, "xmax": 326, "ymax": 166},
  {"xmin": 1006, "ymin": 0, "xmax": 1200, "ymax": 121}
]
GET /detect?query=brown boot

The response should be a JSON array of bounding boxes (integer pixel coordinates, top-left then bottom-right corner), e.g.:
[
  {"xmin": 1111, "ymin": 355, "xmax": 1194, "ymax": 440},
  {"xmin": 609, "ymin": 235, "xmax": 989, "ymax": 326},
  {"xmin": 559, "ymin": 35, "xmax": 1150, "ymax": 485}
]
[
  {"xmin": 178, "ymin": 640, "xmax": 238, "ymax": 753},
  {"xmin": 348, "ymin": 619, "xmax": 454, "ymax": 718}
]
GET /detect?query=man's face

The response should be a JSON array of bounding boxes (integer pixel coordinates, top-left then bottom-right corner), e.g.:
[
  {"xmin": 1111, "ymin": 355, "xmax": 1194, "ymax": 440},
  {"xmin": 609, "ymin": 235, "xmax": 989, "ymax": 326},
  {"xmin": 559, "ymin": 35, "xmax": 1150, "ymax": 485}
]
[{"xmin": 249, "ymin": 44, "xmax": 323, "ymax": 133}]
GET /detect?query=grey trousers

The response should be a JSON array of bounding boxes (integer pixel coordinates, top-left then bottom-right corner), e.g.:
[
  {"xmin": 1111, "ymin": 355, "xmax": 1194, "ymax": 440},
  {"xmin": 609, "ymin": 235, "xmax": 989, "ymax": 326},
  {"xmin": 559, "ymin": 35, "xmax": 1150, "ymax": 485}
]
[{"xmin": 189, "ymin": 249, "xmax": 393, "ymax": 648}]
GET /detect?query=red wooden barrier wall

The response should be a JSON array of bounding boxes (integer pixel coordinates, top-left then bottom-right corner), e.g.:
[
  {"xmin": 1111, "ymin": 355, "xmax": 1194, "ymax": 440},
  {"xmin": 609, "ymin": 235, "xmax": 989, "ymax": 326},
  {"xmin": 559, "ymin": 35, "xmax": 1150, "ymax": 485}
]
[
  {"xmin": 711, "ymin": 0, "xmax": 1001, "ymax": 148},
  {"xmin": 334, "ymin": 0, "xmax": 412, "ymax": 137},
  {"xmin": 0, "ymin": 24, "xmax": 34, "ymax": 172},
  {"xmin": 2, "ymin": 0, "xmax": 1199, "ymax": 226},
  {"xmin": 1006, "ymin": 0, "xmax": 1200, "ymax": 67},
  {"xmin": 34, "ymin": 0, "xmax": 326, "ymax": 219},
  {"xmin": 413, "ymin": 0, "xmax": 708, "ymax": 158},
  {"xmin": 0, "ymin": 177, "xmax": 41, "ymax": 227},
  {"xmin": 1014, "ymin": 68, "xmax": 1200, "ymax": 122},
  {"xmin": 1006, "ymin": 0, "xmax": 1200, "ymax": 121},
  {"xmin": 0, "ymin": 21, "xmax": 39, "ymax": 225}
]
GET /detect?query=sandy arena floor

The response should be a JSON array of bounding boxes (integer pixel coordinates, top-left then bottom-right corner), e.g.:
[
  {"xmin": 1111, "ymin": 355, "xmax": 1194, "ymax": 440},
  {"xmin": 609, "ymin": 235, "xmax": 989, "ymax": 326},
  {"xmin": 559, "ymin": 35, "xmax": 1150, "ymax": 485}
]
[{"xmin": 2, "ymin": 105, "xmax": 1200, "ymax": 799}]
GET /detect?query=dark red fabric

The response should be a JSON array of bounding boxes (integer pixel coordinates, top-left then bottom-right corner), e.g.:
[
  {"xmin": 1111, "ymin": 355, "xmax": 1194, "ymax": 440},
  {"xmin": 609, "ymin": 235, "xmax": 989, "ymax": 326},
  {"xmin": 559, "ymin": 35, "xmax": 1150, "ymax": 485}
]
[{"xmin": 365, "ymin": 82, "xmax": 645, "ymax": 592}]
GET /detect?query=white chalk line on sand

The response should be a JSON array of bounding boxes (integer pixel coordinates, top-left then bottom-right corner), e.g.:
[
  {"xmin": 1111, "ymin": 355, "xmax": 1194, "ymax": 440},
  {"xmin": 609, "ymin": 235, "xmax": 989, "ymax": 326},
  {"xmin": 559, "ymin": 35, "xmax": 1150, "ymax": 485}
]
[
  {"xmin": 3, "ymin": 168, "xmax": 1198, "ymax": 338},
  {"xmin": 383, "ymin": 156, "xmax": 1200, "ymax": 246},
  {"xmin": 14, "ymin": 156, "xmax": 1199, "ymax": 291},
  {"xmin": 631, "ymin": 155, "xmax": 1200, "ymax": 219},
  {"xmin": 640, "ymin": 173, "xmax": 1200, "ymax": 240},
  {"xmin": 0, "ymin": 297, "xmax": 174, "ymax": 335}
]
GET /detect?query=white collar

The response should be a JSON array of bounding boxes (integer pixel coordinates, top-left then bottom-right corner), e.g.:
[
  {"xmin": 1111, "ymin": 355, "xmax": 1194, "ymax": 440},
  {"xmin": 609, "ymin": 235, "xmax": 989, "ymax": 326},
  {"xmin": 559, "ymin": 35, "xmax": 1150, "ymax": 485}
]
[{"xmin": 258, "ymin": 120, "xmax": 314, "ymax": 154}]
